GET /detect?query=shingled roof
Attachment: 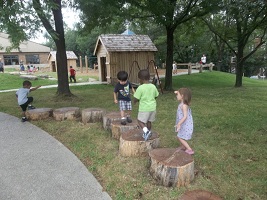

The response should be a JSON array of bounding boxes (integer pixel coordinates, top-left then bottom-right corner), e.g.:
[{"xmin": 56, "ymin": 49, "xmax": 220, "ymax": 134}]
[
  {"xmin": 94, "ymin": 34, "xmax": 158, "ymax": 54},
  {"xmin": 48, "ymin": 51, "xmax": 78, "ymax": 60}
]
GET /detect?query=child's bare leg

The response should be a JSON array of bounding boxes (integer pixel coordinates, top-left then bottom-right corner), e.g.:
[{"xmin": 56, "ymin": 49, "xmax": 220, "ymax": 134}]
[
  {"xmin": 22, "ymin": 111, "xmax": 26, "ymax": 118},
  {"xmin": 147, "ymin": 121, "xmax": 152, "ymax": 131},
  {"xmin": 120, "ymin": 110, "xmax": 125, "ymax": 118},
  {"xmin": 178, "ymin": 137, "xmax": 192, "ymax": 151},
  {"xmin": 137, "ymin": 120, "xmax": 146, "ymax": 129},
  {"xmin": 126, "ymin": 110, "xmax": 132, "ymax": 123},
  {"xmin": 120, "ymin": 110, "xmax": 127, "ymax": 125}
]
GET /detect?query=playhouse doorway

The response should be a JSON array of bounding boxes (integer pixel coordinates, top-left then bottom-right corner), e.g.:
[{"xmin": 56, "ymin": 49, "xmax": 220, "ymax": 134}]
[{"xmin": 100, "ymin": 57, "xmax": 107, "ymax": 81}]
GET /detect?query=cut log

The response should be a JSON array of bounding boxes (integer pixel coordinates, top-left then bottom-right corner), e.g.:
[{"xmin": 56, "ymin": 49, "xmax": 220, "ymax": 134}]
[
  {"xmin": 53, "ymin": 107, "xmax": 80, "ymax": 121},
  {"xmin": 26, "ymin": 108, "xmax": 53, "ymax": 120},
  {"xmin": 111, "ymin": 120, "xmax": 139, "ymax": 140},
  {"xmin": 179, "ymin": 190, "xmax": 222, "ymax": 200},
  {"xmin": 82, "ymin": 108, "xmax": 107, "ymax": 124},
  {"xmin": 103, "ymin": 111, "xmax": 121, "ymax": 131},
  {"xmin": 119, "ymin": 129, "xmax": 160, "ymax": 157},
  {"xmin": 149, "ymin": 148, "xmax": 194, "ymax": 187}
]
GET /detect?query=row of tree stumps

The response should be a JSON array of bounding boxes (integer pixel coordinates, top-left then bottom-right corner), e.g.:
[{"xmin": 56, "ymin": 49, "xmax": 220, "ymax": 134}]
[
  {"xmin": 102, "ymin": 111, "xmax": 195, "ymax": 188},
  {"xmin": 26, "ymin": 107, "xmax": 222, "ymax": 199}
]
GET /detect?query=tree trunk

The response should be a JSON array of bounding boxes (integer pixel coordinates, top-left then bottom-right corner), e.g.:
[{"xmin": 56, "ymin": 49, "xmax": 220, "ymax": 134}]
[
  {"xmin": 53, "ymin": 0, "xmax": 72, "ymax": 95},
  {"xmin": 164, "ymin": 27, "xmax": 174, "ymax": 91},
  {"xmin": 235, "ymin": 47, "xmax": 244, "ymax": 87}
]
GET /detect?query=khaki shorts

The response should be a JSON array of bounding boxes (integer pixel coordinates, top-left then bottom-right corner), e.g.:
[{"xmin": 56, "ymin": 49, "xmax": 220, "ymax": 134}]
[{"xmin": 137, "ymin": 111, "xmax": 156, "ymax": 123}]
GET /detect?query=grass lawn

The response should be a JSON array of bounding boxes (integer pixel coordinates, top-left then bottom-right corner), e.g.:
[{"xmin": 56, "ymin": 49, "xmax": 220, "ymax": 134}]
[{"xmin": 0, "ymin": 71, "xmax": 266, "ymax": 200}]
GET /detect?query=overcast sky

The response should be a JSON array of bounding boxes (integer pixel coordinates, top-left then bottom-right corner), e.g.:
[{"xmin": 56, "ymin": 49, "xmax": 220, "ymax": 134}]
[{"xmin": 31, "ymin": 7, "xmax": 79, "ymax": 44}]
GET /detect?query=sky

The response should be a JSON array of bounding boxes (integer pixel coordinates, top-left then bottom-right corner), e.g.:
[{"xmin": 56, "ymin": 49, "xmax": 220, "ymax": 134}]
[{"xmin": 31, "ymin": 7, "xmax": 80, "ymax": 44}]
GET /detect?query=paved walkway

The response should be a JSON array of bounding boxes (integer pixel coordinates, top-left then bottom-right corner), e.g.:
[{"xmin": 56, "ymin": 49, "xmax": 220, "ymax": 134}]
[{"xmin": 0, "ymin": 112, "xmax": 112, "ymax": 200}]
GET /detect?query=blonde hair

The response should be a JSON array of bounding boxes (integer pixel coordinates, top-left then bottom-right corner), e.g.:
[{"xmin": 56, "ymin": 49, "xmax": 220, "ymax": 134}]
[{"xmin": 177, "ymin": 88, "xmax": 192, "ymax": 105}]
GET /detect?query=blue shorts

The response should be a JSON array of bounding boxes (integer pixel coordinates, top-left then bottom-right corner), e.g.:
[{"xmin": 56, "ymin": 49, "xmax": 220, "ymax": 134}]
[{"xmin": 119, "ymin": 100, "xmax": 132, "ymax": 111}]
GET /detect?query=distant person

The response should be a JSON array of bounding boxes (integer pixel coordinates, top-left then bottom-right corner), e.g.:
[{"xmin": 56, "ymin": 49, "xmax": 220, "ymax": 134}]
[
  {"xmin": 69, "ymin": 66, "xmax": 76, "ymax": 83},
  {"xmin": 20, "ymin": 63, "xmax": 25, "ymax": 71},
  {"xmin": 201, "ymin": 54, "xmax": 206, "ymax": 65},
  {"xmin": 114, "ymin": 71, "xmax": 135, "ymax": 125},
  {"xmin": 172, "ymin": 61, "xmax": 177, "ymax": 74},
  {"xmin": 29, "ymin": 65, "xmax": 34, "ymax": 72},
  {"xmin": 0, "ymin": 58, "xmax": 4, "ymax": 73},
  {"xmin": 16, "ymin": 81, "xmax": 41, "ymax": 122},
  {"xmin": 174, "ymin": 88, "xmax": 194, "ymax": 155},
  {"xmin": 134, "ymin": 69, "xmax": 159, "ymax": 141}
]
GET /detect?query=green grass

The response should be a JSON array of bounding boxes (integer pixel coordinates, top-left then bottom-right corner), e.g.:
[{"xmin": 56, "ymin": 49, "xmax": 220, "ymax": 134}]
[
  {"xmin": 0, "ymin": 68, "xmax": 98, "ymax": 90},
  {"xmin": 0, "ymin": 71, "xmax": 266, "ymax": 200}
]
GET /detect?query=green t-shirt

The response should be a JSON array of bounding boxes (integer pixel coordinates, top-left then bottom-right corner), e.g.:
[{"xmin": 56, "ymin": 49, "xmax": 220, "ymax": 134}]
[{"xmin": 134, "ymin": 83, "xmax": 159, "ymax": 112}]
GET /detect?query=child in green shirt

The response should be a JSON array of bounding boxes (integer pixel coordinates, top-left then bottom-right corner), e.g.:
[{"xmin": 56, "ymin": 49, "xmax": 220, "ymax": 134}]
[{"xmin": 134, "ymin": 69, "xmax": 159, "ymax": 140}]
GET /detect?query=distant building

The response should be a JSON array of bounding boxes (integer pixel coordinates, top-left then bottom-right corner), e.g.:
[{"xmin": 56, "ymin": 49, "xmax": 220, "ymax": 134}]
[
  {"xmin": 0, "ymin": 32, "xmax": 51, "ymax": 66},
  {"xmin": 47, "ymin": 51, "xmax": 78, "ymax": 72}
]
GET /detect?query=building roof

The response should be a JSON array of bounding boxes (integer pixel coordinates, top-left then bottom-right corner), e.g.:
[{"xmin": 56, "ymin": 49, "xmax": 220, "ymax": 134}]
[
  {"xmin": 93, "ymin": 34, "xmax": 158, "ymax": 55},
  {"xmin": 121, "ymin": 29, "xmax": 135, "ymax": 35},
  {"xmin": 0, "ymin": 32, "xmax": 50, "ymax": 53},
  {"xmin": 48, "ymin": 51, "xmax": 78, "ymax": 60}
]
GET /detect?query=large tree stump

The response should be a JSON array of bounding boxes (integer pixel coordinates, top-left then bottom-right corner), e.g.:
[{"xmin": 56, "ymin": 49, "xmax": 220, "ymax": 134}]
[
  {"xmin": 53, "ymin": 107, "xmax": 80, "ymax": 121},
  {"xmin": 119, "ymin": 129, "xmax": 160, "ymax": 157},
  {"xmin": 103, "ymin": 111, "xmax": 121, "ymax": 131},
  {"xmin": 82, "ymin": 108, "xmax": 106, "ymax": 124},
  {"xmin": 26, "ymin": 108, "xmax": 53, "ymax": 120},
  {"xmin": 111, "ymin": 120, "xmax": 139, "ymax": 140},
  {"xmin": 180, "ymin": 190, "xmax": 222, "ymax": 200},
  {"xmin": 149, "ymin": 148, "xmax": 194, "ymax": 187}
]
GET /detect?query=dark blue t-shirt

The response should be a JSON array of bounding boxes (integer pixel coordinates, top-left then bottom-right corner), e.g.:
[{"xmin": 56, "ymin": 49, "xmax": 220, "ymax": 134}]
[{"xmin": 114, "ymin": 81, "xmax": 132, "ymax": 101}]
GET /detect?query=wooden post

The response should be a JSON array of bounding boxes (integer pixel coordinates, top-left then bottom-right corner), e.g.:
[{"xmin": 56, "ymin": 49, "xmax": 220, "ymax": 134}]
[
  {"xmin": 79, "ymin": 56, "xmax": 83, "ymax": 73},
  {"xmin": 188, "ymin": 63, "xmax": 192, "ymax": 75},
  {"xmin": 85, "ymin": 55, "xmax": 88, "ymax": 73}
]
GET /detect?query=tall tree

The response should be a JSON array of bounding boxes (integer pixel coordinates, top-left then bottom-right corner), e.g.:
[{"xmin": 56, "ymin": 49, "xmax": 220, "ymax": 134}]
[
  {"xmin": 124, "ymin": 0, "xmax": 219, "ymax": 90},
  {"xmin": 0, "ymin": 0, "xmax": 71, "ymax": 96},
  {"xmin": 203, "ymin": 0, "xmax": 267, "ymax": 87}
]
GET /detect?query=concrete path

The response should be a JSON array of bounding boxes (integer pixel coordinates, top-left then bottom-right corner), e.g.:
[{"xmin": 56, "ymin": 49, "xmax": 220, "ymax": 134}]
[{"xmin": 0, "ymin": 112, "xmax": 112, "ymax": 200}]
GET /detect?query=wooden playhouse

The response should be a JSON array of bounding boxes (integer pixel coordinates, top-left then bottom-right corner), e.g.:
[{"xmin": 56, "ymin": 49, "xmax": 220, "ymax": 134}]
[
  {"xmin": 47, "ymin": 51, "xmax": 78, "ymax": 72},
  {"xmin": 93, "ymin": 34, "xmax": 158, "ymax": 85}
]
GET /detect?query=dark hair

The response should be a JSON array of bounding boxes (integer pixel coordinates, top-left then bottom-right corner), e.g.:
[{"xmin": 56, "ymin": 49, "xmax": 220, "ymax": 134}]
[
  {"xmin": 138, "ymin": 69, "xmax": 150, "ymax": 81},
  {"xmin": 178, "ymin": 88, "xmax": 192, "ymax": 105},
  {"xmin": 23, "ymin": 80, "xmax": 32, "ymax": 87},
  {"xmin": 117, "ymin": 71, "xmax": 128, "ymax": 81}
]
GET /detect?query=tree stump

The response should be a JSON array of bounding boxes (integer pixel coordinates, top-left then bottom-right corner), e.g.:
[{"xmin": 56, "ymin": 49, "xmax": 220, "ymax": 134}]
[
  {"xmin": 82, "ymin": 108, "xmax": 107, "ymax": 124},
  {"xmin": 53, "ymin": 107, "xmax": 80, "ymax": 121},
  {"xmin": 103, "ymin": 111, "xmax": 121, "ymax": 131},
  {"xmin": 111, "ymin": 120, "xmax": 139, "ymax": 140},
  {"xmin": 179, "ymin": 190, "xmax": 222, "ymax": 200},
  {"xmin": 26, "ymin": 108, "xmax": 53, "ymax": 120},
  {"xmin": 149, "ymin": 148, "xmax": 194, "ymax": 187},
  {"xmin": 119, "ymin": 129, "xmax": 160, "ymax": 157}
]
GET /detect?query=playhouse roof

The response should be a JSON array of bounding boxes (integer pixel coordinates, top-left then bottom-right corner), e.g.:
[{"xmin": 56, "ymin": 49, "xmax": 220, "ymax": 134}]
[
  {"xmin": 93, "ymin": 34, "xmax": 158, "ymax": 55},
  {"xmin": 47, "ymin": 51, "xmax": 78, "ymax": 61}
]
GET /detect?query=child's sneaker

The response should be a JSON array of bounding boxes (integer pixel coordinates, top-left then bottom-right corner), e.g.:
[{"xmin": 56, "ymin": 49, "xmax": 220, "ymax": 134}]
[
  {"xmin": 28, "ymin": 105, "xmax": 36, "ymax": 110},
  {"xmin": 144, "ymin": 131, "xmax": 152, "ymax": 141},
  {"xmin": 121, "ymin": 119, "xmax": 127, "ymax": 125},
  {"xmin": 21, "ymin": 117, "xmax": 28, "ymax": 122},
  {"xmin": 126, "ymin": 117, "xmax": 132, "ymax": 123}
]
